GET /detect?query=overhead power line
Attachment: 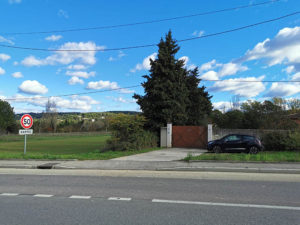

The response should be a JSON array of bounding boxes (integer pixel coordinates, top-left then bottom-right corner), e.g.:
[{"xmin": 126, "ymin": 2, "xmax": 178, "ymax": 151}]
[
  {"xmin": 2, "ymin": 79, "xmax": 300, "ymax": 101},
  {"xmin": 1, "ymin": 0, "xmax": 280, "ymax": 35},
  {"xmin": 0, "ymin": 11, "xmax": 299, "ymax": 52}
]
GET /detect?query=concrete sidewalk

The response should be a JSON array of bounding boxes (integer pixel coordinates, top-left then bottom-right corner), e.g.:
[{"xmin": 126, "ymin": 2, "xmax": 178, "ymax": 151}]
[
  {"xmin": 111, "ymin": 148, "xmax": 204, "ymax": 161},
  {"xmin": 0, "ymin": 159, "xmax": 300, "ymax": 174}
]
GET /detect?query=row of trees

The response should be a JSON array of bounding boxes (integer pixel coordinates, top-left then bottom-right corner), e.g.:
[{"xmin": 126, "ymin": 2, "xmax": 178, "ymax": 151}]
[{"xmin": 212, "ymin": 98, "xmax": 300, "ymax": 130}]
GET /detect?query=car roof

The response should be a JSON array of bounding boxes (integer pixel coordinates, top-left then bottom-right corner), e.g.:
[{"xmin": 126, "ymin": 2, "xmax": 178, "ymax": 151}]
[{"xmin": 225, "ymin": 134, "xmax": 256, "ymax": 137}]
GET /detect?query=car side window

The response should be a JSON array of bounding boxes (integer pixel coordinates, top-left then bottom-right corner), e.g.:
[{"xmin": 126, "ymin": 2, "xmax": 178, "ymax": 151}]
[
  {"xmin": 243, "ymin": 136, "xmax": 255, "ymax": 141},
  {"xmin": 224, "ymin": 135, "xmax": 241, "ymax": 141}
]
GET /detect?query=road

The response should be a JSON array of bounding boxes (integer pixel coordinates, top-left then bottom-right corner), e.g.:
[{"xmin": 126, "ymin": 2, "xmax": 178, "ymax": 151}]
[{"xmin": 0, "ymin": 169, "xmax": 299, "ymax": 225}]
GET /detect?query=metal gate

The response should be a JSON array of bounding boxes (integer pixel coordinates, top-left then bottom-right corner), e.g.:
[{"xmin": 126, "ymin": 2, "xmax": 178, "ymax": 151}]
[{"xmin": 172, "ymin": 126, "xmax": 207, "ymax": 148}]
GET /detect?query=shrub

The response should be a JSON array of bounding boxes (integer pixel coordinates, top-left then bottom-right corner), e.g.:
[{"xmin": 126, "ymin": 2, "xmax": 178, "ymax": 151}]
[
  {"xmin": 106, "ymin": 114, "xmax": 158, "ymax": 151},
  {"xmin": 262, "ymin": 131, "xmax": 300, "ymax": 151}
]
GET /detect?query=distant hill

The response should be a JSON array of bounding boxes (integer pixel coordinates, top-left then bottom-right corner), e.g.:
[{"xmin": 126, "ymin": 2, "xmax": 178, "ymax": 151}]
[{"xmin": 15, "ymin": 111, "xmax": 140, "ymax": 119}]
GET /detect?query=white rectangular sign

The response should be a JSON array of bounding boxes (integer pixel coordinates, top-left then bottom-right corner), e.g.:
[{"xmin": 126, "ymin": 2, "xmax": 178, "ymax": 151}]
[{"xmin": 19, "ymin": 129, "xmax": 33, "ymax": 135}]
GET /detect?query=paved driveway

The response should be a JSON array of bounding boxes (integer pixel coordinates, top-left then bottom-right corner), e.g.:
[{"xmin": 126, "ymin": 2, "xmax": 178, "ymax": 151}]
[{"xmin": 111, "ymin": 148, "xmax": 206, "ymax": 162}]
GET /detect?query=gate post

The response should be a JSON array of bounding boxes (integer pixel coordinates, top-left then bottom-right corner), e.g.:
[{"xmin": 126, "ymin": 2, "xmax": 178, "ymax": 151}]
[
  {"xmin": 167, "ymin": 123, "xmax": 172, "ymax": 148},
  {"xmin": 208, "ymin": 124, "xmax": 213, "ymax": 142}
]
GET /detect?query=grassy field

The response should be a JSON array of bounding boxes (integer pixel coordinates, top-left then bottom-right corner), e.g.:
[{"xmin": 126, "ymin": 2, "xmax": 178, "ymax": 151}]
[
  {"xmin": 0, "ymin": 133, "xmax": 159, "ymax": 160},
  {"xmin": 184, "ymin": 151, "xmax": 300, "ymax": 162}
]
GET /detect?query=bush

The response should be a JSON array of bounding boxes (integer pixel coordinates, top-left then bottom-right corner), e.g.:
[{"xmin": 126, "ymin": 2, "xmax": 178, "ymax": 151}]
[
  {"xmin": 262, "ymin": 131, "xmax": 300, "ymax": 151},
  {"xmin": 106, "ymin": 114, "xmax": 158, "ymax": 151}
]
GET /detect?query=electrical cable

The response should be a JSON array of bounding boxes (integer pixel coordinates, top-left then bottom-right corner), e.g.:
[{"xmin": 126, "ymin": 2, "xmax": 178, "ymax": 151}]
[
  {"xmin": 1, "ymin": 0, "xmax": 281, "ymax": 35},
  {"xmin": 0, "ymin": 11, "xmax": 299, "ymax": 52}
]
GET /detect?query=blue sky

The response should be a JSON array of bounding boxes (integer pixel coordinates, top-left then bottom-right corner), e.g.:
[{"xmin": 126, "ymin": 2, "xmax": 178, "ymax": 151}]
[{"xmin": 0, "ymin": 0, "xmax": 300, "ymax": 113}]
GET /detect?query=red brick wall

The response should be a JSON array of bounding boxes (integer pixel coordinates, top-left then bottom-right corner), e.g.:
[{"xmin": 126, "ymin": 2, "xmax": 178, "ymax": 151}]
[{"xmin": 172, "ymin": 126, "xmax": 207, "ymax": 148}]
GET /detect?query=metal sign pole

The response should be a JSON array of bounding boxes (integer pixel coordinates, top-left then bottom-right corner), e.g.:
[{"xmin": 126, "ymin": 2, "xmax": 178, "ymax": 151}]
[{"xmin": 24, "ymin": 134, "xmax": 27, "ymax": 155}]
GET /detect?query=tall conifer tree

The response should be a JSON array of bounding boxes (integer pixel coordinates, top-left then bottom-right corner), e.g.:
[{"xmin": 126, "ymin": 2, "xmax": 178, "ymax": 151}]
[{"xmin": 134, "ymin": 31, "xmax": 212, "ymax": 131}]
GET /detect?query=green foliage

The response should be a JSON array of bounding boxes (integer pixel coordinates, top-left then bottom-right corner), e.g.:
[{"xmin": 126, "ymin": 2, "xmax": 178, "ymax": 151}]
[
  {"xmin": 0, "ymin": 100, "xmax": 17, "ymax": 134},
  {"xmin": 134, "ymin": 31, "xmax": 212, "ymax": 131},
  {"xmin": 262, "ymin": 131, "xmax": 300, "ymax": 151},
  {"xmin": 212, "ymin": 98, "xmax": 299, "ymax": 130},
  {"xmin": 107, "ymin": 114, "xmax": 158, "ymax": 151}
]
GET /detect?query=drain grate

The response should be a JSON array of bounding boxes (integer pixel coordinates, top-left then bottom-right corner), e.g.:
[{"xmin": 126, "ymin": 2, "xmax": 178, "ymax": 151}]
[{"xmin": 37, "ymin": 163, "xmax": 59, "ymax": 169}]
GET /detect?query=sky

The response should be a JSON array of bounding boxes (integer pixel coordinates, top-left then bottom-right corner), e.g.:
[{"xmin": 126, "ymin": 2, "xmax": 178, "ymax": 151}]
[{"xmin": 0, "ymin": 0, "xmax": 300, "ymax": 113}]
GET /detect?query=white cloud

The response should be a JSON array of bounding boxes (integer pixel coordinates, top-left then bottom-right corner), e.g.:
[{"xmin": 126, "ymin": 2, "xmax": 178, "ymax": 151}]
[
  {"xmin": 67, "ymin": 64, "xmax": 87, "ymax": 70},
  {"xmin": 0, "ymin": 53, "xmax": 11, "ymax": 62},
  {"xmin": 21, "ymin": 42, "xmax": 105, "ymax": 66},
  {"xmin": 68, "ymin": 76, "xmax": 84, "ymax": 85},
  {"xmin": 292, "ymin": 72, "xmax": 300, "ymax": 80},
  {"xmin": 179, "ymin": 56, "xmax": 189, "ymax": 66},
  {"xmin": 0, "ymin": 67, "xmax": 5, "ymax": 75},
  {"xmin": 241, "ymin": 26, "xmax": 300, "ymax": 72},
  {"xmin": 21, "ymin": 55, "xmax": 45, "ymax": 66},
  {"xmin": 284, "ymin": 65, "xmax": 295, "ymax": 74},
  {"xmin": 66, "ymin": 70, "xmax": 96, "ymax": 79},
  {"xmin": 18, "ymin": 80, "xmax": 48, "ymax": 95},
  {"xmin": 108, "ymin": 51, "xmax": 126, "ymax": 61},
  {"xmin": 199, "ymin": 59, "xmax": 217, "ymax": 71},
  {"xmin": 199, "ymin": 62, "xmax": 247, "ymax": 79},
  {"xmin": 45, "ymin": 35, "xmax": 62, "ymax": 42},
  {"xmin": 58, "ymin": 9, "xmax": 69, "ymax": 19},
  {"xmin": 213, "ymin": 101, "xmax": 232, "ymax": 111},
  {"xmin": 109, "ymin": 96, "xmax": 136, "ymax": 104},
  {"xmin": 8, "ymin": 0, "xmax": 21, "ymax": 3},
  {"xmin": 218, "ymin": 63, "xmax": 248, "ymax": 77},
  {"xmin": 210, "ymin": 76, "xmax": 265, "ymax": 98},
  {"xmin": 9, "ymin": 94, "xmax": 99, "ymax": 112},
  {"xmin": 0, "ymin": 35, "xmax": 14, "ymax": 45},
  {"xmin": 12, "ymin": 72, "xmax": 23, "ymax": 78},
  {"xmin": 265, "ymin": 82, "xmax": 300, "ymax": 97},
  {"xmin": 192, "ymin": 30, "xmax": 205, "ymax": 37},
  {"xmin": 200, "ymin": 70, "xmax": 218, "ymax": 80},
  {"xmin": 86, "ymin": 80, "xmax": 119, "ymax": 90},
  {"xmin": 119, "ymin": 88, "xmax": 134, "ymax": 94},
  {"xmin": 130, "ymin": 53, "xmax": 157, "ymax": 72}
]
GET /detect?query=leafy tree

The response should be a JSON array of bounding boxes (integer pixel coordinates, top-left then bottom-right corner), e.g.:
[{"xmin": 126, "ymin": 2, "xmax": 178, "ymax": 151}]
[
  {"xmin": 0, "ymin": 100, "xmax": 16, "ymax": 134},
  {"xmin": 134, "ymin": 31, "xmax": 212, "ymax": 130}
]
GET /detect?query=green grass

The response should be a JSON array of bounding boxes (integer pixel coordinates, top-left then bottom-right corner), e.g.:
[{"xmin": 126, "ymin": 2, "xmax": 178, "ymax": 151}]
[
  {"xmin": 0, "ymin": 134, "xmax": 160, "ymax": 160},
  {"xmin": 183, "ymin": 151, "xmax": 300, "ymax": 162}
]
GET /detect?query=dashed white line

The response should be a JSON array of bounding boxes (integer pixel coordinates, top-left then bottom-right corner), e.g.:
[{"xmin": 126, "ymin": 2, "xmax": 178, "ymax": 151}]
[
  {"xmin": 1, "ymin": 193, "xmax": 19, "ymax": 196},
  {"xmin": 108, "ymin": 197, "xmax": 132, "ymax": 201},
  {"xmin": 152, "ymin": 199, "xmax": 300, "ymax": 211},
  {"xmin": 34, "ymin": 194, "xmax": 53, "ymax": 198},
  {"xmin": 69, "ymin": 195, "xmax": 91, "ymax": 199}
]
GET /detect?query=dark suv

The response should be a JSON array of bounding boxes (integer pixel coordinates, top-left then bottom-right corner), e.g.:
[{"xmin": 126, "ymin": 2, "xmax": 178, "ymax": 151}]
[{"xmin": 207, "ymin": 134, "xmax": 263, "ymax": 154}]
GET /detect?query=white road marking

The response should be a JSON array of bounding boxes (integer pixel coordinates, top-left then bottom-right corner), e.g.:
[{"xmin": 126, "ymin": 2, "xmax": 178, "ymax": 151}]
[
  {"xmin": 69, "ymin": 195, "xmax": 91, "ymax": 199},
  {"xmin": 152, "ymin": 199, "xmax": 300, "ymax": 211},
  {"xmin": 34, "ymin": 194, "xmax": 53, "ymax": 198},
  {"xmin": 108, "ymin": 197, "xmax": 132, "ymax": 201},
  {"xmin": 1, "ymin": 193, "xmax": 19, "ymax": 196}
]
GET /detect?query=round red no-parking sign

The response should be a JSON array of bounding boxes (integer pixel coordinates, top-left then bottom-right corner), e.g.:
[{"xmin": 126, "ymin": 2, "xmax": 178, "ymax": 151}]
[{"xmin": 20, "ymin": 114, "xmax": 33, "ymax": 129}]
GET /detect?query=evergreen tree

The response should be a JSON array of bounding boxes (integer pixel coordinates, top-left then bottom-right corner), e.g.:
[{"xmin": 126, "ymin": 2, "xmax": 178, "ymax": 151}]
[
  {"xmin": 0, "ymin": 100, "xmax": 16, "ymax": 134},
  {"xmin": 134, "ymin": 31, "xmax": 212, "ymax": 131},
  {"xmin": 186, "ymin": 67, "xmax": 212, "ymax": 125}
]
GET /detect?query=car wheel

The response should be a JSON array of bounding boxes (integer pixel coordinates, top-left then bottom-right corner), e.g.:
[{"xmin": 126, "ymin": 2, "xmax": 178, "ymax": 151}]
[
  {"xmin": 213, "ymin": 145, "xmax": 222, "ymax": 153},
  {"xmin": 249, "ymin": 146, "xmax": 259, "ymax": 154}
]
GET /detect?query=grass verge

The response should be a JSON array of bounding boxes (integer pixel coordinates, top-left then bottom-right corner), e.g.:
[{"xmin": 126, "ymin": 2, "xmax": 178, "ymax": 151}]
[
  {"xmin": 183, "ymin": 151, "xmax": 300, "ymax": 162},
  {"xmin": 0, "ymin": 133, "xmax": 160, "ymax": 160},
  {"xmin": 0, "ymin": 148, "xmax": 161, "ymax": 160}
]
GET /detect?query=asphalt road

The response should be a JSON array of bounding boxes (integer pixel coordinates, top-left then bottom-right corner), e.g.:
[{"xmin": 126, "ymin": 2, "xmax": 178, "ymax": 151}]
[{"xmin": 0, "ymin": 170, "xmax": 299, "ymax": 225}]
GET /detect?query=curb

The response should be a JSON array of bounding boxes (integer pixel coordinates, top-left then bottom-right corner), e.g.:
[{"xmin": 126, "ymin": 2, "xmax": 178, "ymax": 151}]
[{"xmin": 157, "ymin": 167, "xmax": 300, "ymax": 174}]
